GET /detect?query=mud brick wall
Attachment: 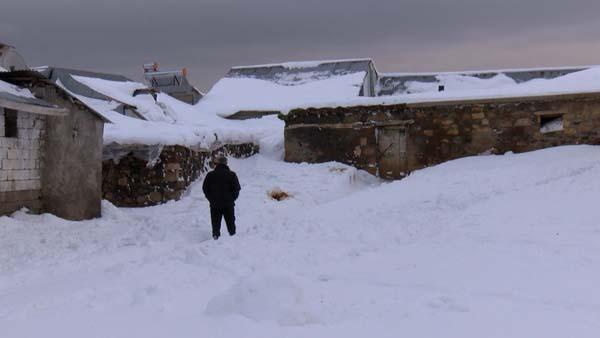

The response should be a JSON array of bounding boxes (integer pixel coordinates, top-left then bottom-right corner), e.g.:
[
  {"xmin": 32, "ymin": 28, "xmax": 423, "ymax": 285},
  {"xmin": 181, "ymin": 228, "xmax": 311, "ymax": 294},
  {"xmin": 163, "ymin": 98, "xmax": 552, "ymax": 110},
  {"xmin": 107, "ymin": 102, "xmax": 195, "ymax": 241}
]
[
  {"xmin": 102, "ymin": 143, "xmax": 258, "ymax": 207},
  {"xmin": 0, "ymin": 109, "xmax": 45, "ymax": 215},
  {"xmin": 284, "ymin": 93, "xmax": 600, "ymax": 179}
]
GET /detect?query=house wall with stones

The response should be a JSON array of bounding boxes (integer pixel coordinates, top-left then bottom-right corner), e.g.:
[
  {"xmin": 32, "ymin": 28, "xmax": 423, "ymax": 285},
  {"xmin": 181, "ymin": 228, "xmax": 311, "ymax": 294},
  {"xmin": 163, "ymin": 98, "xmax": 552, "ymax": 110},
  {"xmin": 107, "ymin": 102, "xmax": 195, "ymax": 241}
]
[
  {"xmin": 102, "ymin": 143, "xmax": 259, "ymax": 207},
  {"xmin": 0, "ymin": 109, "xmax": 46, "ymax": 215},
  {"xmin": 284, "ymin": 92, "xmax": 600, "ymax": 179},
  {"xmin": 36, "ymin": 82, "xmax": 105, "ymax": 221}
]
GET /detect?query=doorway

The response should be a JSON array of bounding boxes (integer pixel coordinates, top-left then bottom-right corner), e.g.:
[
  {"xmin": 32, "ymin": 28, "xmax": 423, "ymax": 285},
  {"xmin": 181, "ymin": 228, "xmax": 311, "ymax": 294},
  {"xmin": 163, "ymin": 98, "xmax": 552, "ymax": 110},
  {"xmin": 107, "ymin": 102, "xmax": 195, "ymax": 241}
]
[{"xmin": 377, "ymin": 126, "xmax": 407, "ymax": 179}]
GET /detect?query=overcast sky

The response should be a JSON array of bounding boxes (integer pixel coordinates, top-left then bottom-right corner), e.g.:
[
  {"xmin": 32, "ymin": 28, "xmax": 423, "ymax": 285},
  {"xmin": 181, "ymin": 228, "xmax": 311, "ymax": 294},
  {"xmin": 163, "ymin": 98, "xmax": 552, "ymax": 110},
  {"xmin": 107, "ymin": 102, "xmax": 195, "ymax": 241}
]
[{"xmin": 2, "ymin": 0, "xmax": 600, "ymax": 91}]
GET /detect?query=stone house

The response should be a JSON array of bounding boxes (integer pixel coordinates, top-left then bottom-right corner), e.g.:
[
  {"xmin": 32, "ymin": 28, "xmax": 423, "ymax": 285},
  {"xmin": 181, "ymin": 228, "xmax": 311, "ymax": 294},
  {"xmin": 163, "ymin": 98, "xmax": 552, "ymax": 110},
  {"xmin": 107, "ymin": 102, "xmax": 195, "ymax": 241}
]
[
  {"xmin": 0, "ymin": 70, "xmax": 107, "ymax": 220},
  {"xmin": 143, "ymin": 62, "xmax": 203, "ymax": 105},
  {"xmin": 284, "ymin": 92, "xmax": 600, "ymax": 179}
]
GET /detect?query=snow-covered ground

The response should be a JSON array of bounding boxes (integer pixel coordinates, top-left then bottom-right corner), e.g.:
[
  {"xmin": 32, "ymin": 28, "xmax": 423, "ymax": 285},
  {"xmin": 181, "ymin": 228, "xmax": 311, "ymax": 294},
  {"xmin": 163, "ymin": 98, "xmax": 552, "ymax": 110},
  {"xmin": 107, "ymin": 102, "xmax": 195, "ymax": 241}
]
[{"xmin": 2, "ymin": 144, "xmax": 600, "ymax": 337}]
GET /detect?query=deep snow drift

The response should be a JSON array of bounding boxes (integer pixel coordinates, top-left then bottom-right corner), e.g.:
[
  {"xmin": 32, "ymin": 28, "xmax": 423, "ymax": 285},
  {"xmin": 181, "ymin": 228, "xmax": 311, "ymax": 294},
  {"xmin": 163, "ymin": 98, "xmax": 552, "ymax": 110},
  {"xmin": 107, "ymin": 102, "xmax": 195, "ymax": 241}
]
[{"xmin": 2, "ymin": 145, "xmax": 600, "ymax": 337}]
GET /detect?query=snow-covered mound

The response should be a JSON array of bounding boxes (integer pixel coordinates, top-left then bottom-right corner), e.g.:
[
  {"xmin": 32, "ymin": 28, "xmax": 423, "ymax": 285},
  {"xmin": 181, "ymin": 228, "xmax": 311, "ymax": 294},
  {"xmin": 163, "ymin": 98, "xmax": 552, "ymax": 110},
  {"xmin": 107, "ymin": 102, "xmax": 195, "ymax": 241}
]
[{"xmin": 2, "ymin": 145, "xmax": 600, "ymax": 337}]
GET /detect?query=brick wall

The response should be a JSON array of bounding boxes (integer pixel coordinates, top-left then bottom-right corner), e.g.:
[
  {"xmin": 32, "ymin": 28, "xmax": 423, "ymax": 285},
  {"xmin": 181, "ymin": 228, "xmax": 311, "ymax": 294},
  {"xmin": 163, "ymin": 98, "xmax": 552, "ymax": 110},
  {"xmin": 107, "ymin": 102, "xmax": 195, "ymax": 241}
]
[{"xmin": 0, "ymin": 108, "xmax": 46, "ymax": 214}]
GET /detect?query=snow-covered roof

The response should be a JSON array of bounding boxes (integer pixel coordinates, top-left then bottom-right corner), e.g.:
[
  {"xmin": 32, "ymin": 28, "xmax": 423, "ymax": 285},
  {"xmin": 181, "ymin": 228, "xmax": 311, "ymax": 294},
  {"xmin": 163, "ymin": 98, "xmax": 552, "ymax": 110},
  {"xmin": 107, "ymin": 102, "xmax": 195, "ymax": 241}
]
[
  {"xmin": 197, "ymin": 72, "xmax": 367, "ymax": 118},
  {"xmin": 38, "ymin": 67, "xmax": 131, "ymax": 101},
  {"xmin": 193, "ymin": 58, "xmax": 375, "ymax": 118},
  {"xmin": 38, "ymin": 67, "xmax": 172, "ymax": 123},
  {"xmin": 227, "ymin": 58, "xmax": 373, "ymax": 86},
  {"xmin": 294, "ymin": 66, "xmax": 600, "ymax": 110},
  {"xmin": 378, "ymin": 65, "xmax": 591, "ymax": 96}
]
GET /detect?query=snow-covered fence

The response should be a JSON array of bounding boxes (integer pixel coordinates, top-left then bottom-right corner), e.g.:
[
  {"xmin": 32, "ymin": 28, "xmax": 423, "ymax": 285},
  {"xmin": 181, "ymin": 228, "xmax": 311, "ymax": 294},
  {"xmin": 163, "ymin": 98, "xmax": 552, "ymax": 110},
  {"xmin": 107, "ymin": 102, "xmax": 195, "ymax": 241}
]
[{"xmin": 102, "ymin": 143, "xmax": 258, "ymax": 207}]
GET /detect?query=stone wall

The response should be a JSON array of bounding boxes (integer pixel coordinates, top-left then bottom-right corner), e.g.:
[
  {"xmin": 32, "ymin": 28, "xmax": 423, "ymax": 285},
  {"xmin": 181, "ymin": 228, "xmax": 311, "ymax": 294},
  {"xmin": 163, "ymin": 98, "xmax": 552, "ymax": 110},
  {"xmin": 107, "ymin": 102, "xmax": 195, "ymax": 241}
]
[
  {"xmin": 284, "ymin": 93, "xmax": 600, "ymax": 179},
  {"xmin": 0, "ymin": 108, "xmax": 45, "ymax": 215},
  {"xmin": 102, "ymin": 143, "xmax": 258, "ymax": 207}
]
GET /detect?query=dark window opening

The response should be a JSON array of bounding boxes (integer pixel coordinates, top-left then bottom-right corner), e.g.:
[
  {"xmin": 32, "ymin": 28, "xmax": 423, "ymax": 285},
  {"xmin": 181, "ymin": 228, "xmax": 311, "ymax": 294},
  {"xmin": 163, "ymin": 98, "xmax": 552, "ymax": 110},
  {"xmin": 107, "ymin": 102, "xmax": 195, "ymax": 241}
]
[
  {"xmin": 438, "ymin": 85, "xmax": 445, "ymax": 92},
  {"xmin": 540, "ymin": 114, "xmax": 564, "ymax": 133},
  {"xmin": 4, "ymin": 109, "xmax": 18, "ymax": 138}
]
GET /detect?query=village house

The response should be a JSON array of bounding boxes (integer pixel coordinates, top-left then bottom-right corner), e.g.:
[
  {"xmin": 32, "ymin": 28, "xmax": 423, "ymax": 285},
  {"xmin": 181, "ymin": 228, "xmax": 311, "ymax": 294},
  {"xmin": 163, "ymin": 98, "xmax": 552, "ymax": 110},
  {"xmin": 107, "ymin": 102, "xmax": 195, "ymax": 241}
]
[
  {"xmin": 0, "ymin": 69, "xmax": 107, "ymax": 220},
  {"xmin": 284, "ymin": 67, "xmax": 600, "ymax": 179},
  {"xmin": 143, "ymin": 62, "xmax": 203, "ymax": 105}
]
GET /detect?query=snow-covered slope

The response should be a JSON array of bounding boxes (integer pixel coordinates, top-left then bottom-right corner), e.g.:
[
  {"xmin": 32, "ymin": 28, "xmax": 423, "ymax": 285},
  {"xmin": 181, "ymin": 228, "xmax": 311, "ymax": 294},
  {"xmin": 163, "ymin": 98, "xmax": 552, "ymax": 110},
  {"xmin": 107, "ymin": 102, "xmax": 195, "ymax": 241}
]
[{"xmin": 2, "ymin": 145, "xmax": 600, "ymax": 337}]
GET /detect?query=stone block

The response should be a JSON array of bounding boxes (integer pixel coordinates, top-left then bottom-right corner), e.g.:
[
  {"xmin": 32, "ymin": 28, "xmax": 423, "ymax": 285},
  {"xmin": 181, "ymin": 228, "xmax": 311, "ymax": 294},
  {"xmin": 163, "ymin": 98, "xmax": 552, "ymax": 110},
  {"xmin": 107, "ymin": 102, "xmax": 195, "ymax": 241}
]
[
  {"xmin": 514, "ymin": 118, "xmax": 532, "ymax": 127},
  {"xmin": 165, "ymin": 190, "xmax": 183, "ymax": 200},
  {"xmin": 0, "ymin": 181, "xmax": 15, "ymax": 192},
  {"xmin": 165, "ymin": 171, "xmax": 179, "ymax": 182},
  {"xmin": 165, "ymin": 163, "xmax": 181, "ymax": 171},
  {"xmin": 423, "ymin": 130, "xmax": 434, "ymax": 137},
  {"xmin": 14, "ymin": 179, "xmax": 41, "ymax": 191},
  {"xmin": 472, "ymin": 113, "xmax": 485, "ymax": 120},
  {"xmin": 117, "ymin": 177, "xmax": 129, "ymax": 186},
  {"xmin": 447, "ymin": 127, "xmax": 460, "ymax": 136},
  {"xmin": 149, "ymin": 191, "xmax": 163, "ymax": 203}
]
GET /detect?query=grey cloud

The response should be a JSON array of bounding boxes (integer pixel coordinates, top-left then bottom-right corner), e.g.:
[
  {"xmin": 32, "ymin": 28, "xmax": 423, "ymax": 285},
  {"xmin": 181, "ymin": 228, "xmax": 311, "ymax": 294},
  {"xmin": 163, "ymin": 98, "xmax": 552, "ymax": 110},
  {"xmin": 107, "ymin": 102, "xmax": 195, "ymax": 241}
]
[{"xmin": 2, "ymin": 0, "xmax": 600, "ymax": 91}]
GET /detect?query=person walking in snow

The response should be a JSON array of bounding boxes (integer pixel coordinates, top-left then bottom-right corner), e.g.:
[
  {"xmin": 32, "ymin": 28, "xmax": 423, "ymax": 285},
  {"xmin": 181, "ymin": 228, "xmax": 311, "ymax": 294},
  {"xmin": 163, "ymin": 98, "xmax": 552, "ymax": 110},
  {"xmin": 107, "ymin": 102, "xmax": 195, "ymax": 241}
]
[{"xmin": 202, "ymin": 155, "xmax": 241, "ymax": 240}]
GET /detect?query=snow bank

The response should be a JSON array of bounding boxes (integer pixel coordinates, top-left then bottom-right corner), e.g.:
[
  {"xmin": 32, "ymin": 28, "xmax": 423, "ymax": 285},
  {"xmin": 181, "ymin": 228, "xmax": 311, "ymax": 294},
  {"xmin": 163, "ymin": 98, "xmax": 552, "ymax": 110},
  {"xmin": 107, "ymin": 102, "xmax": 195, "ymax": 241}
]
[{"xmin": 206, "ymin": 273, "xmax": 318, "ymax": 326}]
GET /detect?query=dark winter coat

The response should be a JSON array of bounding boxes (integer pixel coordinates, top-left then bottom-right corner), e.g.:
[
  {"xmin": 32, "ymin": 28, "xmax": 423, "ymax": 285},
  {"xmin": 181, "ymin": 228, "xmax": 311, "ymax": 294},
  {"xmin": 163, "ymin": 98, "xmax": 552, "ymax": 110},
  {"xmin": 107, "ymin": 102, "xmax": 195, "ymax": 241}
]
[{"xmin": 202, "ymin": 164, "xmax": 241, "ymax": 208}]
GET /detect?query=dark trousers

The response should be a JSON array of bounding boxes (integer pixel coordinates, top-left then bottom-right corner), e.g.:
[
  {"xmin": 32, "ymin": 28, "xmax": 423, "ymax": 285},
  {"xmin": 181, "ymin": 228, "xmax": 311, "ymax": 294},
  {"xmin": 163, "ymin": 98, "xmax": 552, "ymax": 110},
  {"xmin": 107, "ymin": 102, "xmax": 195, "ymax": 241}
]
[{"xmin": 210, "ymin": 206, "xmax": 236, "ymax": 237}]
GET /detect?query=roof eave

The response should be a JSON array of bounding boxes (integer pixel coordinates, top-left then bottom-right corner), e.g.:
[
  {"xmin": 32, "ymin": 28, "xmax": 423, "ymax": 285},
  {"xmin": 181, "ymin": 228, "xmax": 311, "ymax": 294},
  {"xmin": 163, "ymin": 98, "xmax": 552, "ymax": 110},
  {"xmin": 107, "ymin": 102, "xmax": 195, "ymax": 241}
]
[{"xmin": 0, "ymin": 97, "xmax": 68, "ymax": 116}]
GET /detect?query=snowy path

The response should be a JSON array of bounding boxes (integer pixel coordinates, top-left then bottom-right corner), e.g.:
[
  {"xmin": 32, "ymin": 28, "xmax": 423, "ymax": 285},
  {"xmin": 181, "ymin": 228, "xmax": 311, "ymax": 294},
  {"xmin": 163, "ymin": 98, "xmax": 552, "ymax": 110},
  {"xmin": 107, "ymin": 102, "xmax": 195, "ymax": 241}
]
[{"xmin": 2, "ymin": 146, "xmax": 600, "ymax": 337}]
